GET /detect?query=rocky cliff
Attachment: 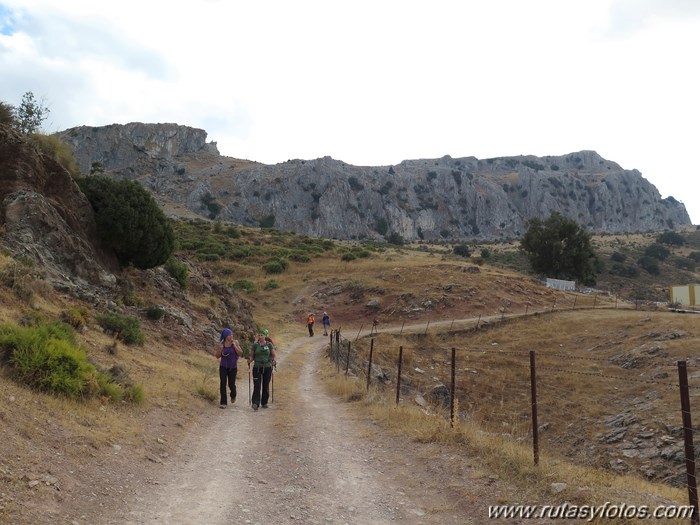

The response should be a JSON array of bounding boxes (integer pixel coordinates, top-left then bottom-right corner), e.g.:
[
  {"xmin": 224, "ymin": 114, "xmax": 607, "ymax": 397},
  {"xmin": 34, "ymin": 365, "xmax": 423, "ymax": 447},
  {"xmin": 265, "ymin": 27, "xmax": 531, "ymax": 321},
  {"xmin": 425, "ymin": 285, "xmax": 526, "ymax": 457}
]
[
  {"xmin": 56, "ymin": 123, "xmax": 692, "ymax": 241},
  {"xmin": 0, "ymin": 124, "xmax": 118, "ymax": 293}
]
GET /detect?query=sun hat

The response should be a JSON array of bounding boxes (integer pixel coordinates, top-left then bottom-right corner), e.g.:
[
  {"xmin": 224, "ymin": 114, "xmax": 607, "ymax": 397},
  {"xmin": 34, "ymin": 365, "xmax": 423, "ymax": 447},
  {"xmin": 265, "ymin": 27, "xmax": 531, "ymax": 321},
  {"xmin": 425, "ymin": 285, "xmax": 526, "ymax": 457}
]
[{"xmin": 220, "ymin": 328, "xmax": 233, "ymax": 342}]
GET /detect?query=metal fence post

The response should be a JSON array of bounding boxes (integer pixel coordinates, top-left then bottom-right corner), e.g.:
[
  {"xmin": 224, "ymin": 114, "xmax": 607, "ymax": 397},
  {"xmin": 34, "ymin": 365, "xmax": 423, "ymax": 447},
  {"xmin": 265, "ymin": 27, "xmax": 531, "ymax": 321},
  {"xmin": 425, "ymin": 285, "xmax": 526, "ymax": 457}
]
[
  {"xmin": 530, "ymin": 350, "xmax": 539, "ymax": 466},
  {"xmin": 450, "ymin": 347, "xmax": 456, "ymax": 428},
  {"xmin": 395, "ymin": 346, "xmax": 403, "ymax": 406},
  {"xmin": 345, "ymin": 340, "xmax": 351, "ymax": 376},
  {"xmin": 366, "ymin": 338, "xmax": 374, "ymax": 391}
]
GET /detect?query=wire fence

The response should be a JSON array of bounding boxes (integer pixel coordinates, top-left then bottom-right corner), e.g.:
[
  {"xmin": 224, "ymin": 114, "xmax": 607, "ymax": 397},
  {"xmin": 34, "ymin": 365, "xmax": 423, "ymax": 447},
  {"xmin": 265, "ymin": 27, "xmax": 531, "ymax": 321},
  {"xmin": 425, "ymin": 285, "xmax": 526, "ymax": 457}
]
[{"xmin": 325, "ymin": 318, "xmax": 700, "ymax": 525}]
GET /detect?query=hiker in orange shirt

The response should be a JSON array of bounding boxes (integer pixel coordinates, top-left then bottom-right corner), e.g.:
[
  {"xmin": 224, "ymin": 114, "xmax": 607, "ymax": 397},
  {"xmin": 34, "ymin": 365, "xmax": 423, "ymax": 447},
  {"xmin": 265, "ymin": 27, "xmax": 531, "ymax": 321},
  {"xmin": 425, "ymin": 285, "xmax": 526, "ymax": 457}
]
[{"xmin": 306, "ymin": 313, "xmax": 315, "ymax": 337}]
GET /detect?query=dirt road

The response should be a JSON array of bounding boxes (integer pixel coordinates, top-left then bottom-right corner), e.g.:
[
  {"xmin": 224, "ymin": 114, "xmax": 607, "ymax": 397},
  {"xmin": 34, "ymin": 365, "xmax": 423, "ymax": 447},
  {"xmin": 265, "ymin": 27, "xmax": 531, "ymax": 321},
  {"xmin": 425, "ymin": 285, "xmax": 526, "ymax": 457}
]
[{"xmin": 109, "ymin": 335, "xmax": 493, "ymax": 525}]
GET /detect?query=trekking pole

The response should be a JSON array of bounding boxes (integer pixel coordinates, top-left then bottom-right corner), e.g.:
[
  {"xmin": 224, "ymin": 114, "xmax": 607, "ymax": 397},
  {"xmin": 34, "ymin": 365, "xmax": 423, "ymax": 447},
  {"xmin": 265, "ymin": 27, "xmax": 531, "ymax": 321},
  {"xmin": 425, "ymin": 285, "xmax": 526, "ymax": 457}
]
[
  {"xmin": 271, "ymin": 364, "xmax": 275, "ymax": 404},
  {"xmin": 248, "ymin": 361, "xmax": 251, "ymax": 406}
]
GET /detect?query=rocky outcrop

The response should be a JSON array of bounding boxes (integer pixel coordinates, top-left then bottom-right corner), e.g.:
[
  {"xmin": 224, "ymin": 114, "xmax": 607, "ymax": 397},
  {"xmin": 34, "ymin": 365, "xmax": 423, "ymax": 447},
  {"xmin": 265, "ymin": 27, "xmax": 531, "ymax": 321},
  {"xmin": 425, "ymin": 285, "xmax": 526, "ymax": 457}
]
[
  {"xmin": 0, "ymin": 124, "xmax": 118, "ymax": 292},
  {"xmin": 56, "ymin": 124, "xmax": 692, "ymax": 241},
  {"xmin": 55, "ymin": 122, "xmax": 218, "ymax": 176}
]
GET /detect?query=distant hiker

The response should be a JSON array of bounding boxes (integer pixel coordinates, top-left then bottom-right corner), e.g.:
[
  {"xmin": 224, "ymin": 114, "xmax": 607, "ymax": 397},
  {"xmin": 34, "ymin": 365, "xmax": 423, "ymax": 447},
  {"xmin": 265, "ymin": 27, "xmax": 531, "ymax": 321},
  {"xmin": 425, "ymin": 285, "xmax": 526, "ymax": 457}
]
[
  {"xmin": 322, "ymin": 311, "xmax": 331, "ymax": 336},
  {"xmin": 370, "ymin": 318, "xmax": 379, "ymax": 336},
  {"xmin": 307, "ymin": 313, "xmax": 315, "ymax": 337},
  {"xmin": 215, "ymin": 328, "xmax": 243, "ymax": 409},
  {"xmin": 248, "ymin": 329, "xmax": 276, "ymax": 410}
]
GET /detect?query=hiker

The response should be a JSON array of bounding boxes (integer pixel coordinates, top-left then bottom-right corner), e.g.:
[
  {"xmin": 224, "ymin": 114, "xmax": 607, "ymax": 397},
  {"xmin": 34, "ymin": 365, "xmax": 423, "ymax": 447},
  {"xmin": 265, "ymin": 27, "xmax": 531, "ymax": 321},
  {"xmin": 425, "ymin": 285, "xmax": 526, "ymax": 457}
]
[
  {"xmin": 322, "ymin": 311, "xmax": 331, "ymax": 336},
  {"xmin": 248, "ymin": 329, "xmax": 276, "ymax": 410},
  {"xmin": 215, "ymin": 328, "xmax": 243, "ymax": 409},
  {"xmin": 306, "ymin": 312, "xmax": 315, "ymax": 337}
]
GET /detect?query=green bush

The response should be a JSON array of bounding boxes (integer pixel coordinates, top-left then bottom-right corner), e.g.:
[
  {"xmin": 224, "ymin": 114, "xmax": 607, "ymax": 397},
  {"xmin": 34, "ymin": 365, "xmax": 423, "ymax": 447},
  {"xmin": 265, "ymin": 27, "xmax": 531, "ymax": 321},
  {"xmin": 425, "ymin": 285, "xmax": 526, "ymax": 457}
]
[
  {"xmin": 453, "ymin": 244, "xmax": 471, "ymax": 257},
  {"xmin": 145, "ymin": 306, "xmax": 166, "ymax": 320},
  {"xmin": 262, "ymin": 259, "xmax": 288, "ymax": 274},
  {"xmin": 95, "ymin": 312, "xmax": 144, "ymax": 345},
  {"xmin": 290, "ymin": 252, "xmax": 310, "ymax": 263},
  {"xmin": 77, "ymin": 176, "xmax": 175, "ymax": 269},
  {"xmin": 0, "ymin": 322, "xmax": 134, "ymax": 400},
  {"xmin": 231, "ymin": 279, "xmax": 256, "ymax": 293},
  {"xmin": 165, "ymin": 257, "xmax": 189, "ymax": 289},
  {"xmin": 265, "ymin": 280, "xmax": 280, "ymax": 290}
]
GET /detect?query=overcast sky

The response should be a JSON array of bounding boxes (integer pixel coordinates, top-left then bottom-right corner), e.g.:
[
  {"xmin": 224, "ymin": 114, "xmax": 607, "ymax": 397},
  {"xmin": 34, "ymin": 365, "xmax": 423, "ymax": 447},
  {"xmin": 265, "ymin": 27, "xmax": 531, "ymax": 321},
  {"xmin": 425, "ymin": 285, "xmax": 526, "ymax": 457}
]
[{"xmin": 1, "ymin": 0, "xmax": 699, "ymax": 224}]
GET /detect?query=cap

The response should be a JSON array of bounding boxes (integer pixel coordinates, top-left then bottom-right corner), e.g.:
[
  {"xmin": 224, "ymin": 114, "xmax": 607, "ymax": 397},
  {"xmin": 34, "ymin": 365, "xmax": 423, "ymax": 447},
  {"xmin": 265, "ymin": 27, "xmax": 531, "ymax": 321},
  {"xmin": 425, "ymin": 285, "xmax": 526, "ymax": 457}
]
[
  {"xmin": 219, "ymin": 328, "xmax": 232, "ymax": 342},
  {"xmin": 259, "ymin": 328, "xmax": 269, "ymax": 336}
]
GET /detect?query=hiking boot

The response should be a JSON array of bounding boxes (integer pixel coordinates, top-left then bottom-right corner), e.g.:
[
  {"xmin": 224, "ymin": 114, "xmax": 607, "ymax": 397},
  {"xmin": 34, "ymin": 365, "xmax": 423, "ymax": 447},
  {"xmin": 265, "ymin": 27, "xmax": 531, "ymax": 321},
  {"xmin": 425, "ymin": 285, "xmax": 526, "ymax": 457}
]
[
  {"xmin": 219, "ymin": 404, "xmax": 226, "ymax": 409},
  {"xmin": 231, "ymin": 396, "xmax": 236, "ymax": 404},
  {"xmin": 261, "ymin": 404, "xmax": 269, "ymax": 409},
  {"xmin": 252, "ymin": 403, "xmax": 259, "ymax": 411}
]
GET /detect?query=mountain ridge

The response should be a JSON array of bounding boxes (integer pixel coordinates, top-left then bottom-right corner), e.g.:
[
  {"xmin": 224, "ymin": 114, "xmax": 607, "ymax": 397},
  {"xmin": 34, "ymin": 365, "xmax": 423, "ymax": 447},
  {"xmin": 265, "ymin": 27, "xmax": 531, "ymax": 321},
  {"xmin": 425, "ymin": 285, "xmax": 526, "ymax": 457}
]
[{"xmin": 55, "ymin": 123, "xmax": 691, "ymax": 241}]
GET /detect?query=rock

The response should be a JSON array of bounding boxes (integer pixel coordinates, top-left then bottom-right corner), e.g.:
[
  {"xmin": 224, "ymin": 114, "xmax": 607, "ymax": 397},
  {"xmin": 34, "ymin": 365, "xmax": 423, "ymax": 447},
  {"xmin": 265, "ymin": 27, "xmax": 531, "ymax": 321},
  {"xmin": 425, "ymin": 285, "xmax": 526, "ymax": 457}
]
[{"xmin": 550, "ymin": 482, "xmax": 567, "ymax": 494}]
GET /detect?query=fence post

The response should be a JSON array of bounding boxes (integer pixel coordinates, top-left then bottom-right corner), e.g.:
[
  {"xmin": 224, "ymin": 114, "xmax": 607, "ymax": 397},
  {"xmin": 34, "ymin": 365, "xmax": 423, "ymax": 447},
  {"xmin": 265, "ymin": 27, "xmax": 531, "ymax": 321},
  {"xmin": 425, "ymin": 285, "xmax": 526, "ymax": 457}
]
[
  {"xmin": 476, "ymin": 314, "xmax": 481, "ymax": 330},
  {"xmin": 449, "ymin": 319, "xmax": 455, "ymax": 331},
  {"xmin": 450, "ymin": 347, "xmax": 456, "ymax": 429},
  {"xmin": 551, "ymin": 298, "xmax": 557, "ymax": 312},
  {"xmin": 678, "ymin": 360, "xmax": 699, "ymax": 524},
  {"xmin": 530, "ymin": 350, "xmax": 539, "ymax": 466},
  {"xmin": 525, "ymin": 304, "xmax": 529, "ymax": 315},
  {"xmin": 366, "ymin": 338, "xmax": 374, "ymax": 391},
  {"xmin": 345, "ymin": 340, "xmax": 351, "ymax": 376},
  {"xmin": 615, "ymin": 295, "xmax": 618, "ymax": 309},
  {"xmin": 399, "ymin": 320, "xmax": 405, "ymax": 335},
  {"xmin": 572, "ymin": 296, "xmax": 577, "ymax": 310},
  {"xmin": 335, "ymin": 329, "xmax": 340, "ymax": 366},
  {"xmin": 424, "ymin": 320, "xmax": 430, "ymax": 335},
  {"xmin": 593, "ymin": 294, "xmax": 597, "ymax": 308},
  {"xmin": 395, "ymin": 346, "xmax": 403, "ymax": 406}
]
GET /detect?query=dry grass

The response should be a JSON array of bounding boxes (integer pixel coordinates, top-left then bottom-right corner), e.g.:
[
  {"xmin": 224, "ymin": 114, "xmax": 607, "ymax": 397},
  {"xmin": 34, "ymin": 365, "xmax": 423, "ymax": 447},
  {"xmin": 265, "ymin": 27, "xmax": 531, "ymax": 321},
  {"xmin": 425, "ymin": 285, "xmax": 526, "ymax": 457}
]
[{"xmin": 322, "ymin": 354, "xmax": 691, "ymax": 524}]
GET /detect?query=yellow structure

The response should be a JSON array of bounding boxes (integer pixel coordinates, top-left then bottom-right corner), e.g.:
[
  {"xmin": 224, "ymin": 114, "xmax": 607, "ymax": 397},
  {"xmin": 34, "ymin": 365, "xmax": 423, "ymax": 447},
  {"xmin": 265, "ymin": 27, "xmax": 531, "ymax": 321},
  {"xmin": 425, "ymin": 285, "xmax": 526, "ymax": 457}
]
[{"xmin": 670, "ymin": 284, "xmax": 700, "ymax": 306}]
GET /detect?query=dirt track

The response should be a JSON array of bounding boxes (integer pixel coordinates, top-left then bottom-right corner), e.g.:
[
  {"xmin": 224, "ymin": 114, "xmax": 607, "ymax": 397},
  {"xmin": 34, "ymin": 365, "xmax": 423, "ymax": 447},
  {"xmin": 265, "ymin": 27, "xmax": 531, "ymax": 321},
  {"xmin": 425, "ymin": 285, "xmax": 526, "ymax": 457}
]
[{"xmin": 105, "ymin": 335, "xmax": 501, "ymax": 525}]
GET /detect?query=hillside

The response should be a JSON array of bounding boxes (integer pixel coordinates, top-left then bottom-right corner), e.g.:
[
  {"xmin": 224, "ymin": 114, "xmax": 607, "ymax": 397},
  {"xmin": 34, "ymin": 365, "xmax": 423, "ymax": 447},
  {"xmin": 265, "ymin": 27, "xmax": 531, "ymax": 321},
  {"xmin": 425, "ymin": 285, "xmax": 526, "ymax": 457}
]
[{"xmin": 2, "ymin": 123, "xmax": 700, "ymax": 523}]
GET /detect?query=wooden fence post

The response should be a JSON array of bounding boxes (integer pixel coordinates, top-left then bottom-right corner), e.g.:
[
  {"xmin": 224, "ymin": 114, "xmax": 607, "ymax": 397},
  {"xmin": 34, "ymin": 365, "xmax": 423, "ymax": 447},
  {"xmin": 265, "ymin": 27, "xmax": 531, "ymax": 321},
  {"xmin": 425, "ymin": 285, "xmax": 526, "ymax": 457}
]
[{"xmin": 678, "ymin": 360, "xmax": 699, "ymax": 524}]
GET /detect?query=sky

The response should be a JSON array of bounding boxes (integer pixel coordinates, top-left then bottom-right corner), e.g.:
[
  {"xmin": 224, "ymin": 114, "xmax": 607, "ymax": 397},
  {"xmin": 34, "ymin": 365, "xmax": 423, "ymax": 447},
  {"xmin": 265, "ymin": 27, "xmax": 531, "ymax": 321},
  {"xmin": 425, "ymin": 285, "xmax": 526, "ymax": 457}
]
[{"xmin": 1, "ymin": 0, "xmax": 699, "ymax": 223}]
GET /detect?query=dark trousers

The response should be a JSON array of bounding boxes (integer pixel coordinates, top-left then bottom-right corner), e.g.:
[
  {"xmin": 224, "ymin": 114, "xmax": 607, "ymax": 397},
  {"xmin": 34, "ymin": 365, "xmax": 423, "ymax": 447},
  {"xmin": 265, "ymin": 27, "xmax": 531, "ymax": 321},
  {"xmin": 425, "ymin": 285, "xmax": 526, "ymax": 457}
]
[
  {"xmin": 308, "ymin": 323, "xmax": 314, "ymax": 336},
  {"xmin": 251, "ymin": 366, "xmax": 272, "ymax": 406},
  {"xmin": 219, "ymin": 366, "xmax": 238, "ymax": 405}
]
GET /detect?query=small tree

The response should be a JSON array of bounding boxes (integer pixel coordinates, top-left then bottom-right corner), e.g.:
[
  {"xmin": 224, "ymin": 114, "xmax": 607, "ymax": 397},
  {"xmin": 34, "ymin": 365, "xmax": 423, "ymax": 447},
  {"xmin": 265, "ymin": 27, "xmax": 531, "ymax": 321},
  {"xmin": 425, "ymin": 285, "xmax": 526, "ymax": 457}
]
[
  {"xmin": 520, "ymin": 212, "xmax": 597, "ymax": 285},
  {"xmin": 77, "ymin": 176, "xmax": 174, "ymax": 269},
  {"xmin": 16, "ymin": 91, "xmax": 50, "ymax": 135}
]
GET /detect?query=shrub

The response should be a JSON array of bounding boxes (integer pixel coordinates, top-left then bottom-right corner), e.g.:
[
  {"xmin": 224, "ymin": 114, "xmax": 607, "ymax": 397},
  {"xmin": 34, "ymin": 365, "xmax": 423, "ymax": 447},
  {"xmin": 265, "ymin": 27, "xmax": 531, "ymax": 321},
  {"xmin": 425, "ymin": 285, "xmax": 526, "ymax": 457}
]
[
  {"xmin": 165, "ymin": 257, "xmax": 189, "ymax": 289},
  {"xmin": 341, "ymin": 252, "xmax": 357, "ymax": 262},
  {"xmin": 637, "ymin": 256, "xmax": 660, "ymax": 275},
  {"xmin": 262, "ymin": 259, "xmax": 288, "ymax": 274},
  {"xmin": 0, "ymin": 322, "xmax": 120, "ymax": 399},
  {"xmin": 374, "ymin": 218, "xmax": 389, "ymax": 236},
  {"xmin": 265, "ymin": 280, "xmax": 280, "ymax": 290},
  {"xmin": 231, "ymin": 279, "xmax": 256, "ymax": 293},
  {"xmin": 259, "ymin": 215, "xmax": 275, "ymax": 228},
  {"xmin": 77, "ymin": 176, "xmax": 174, "ymax": 269},
  {"xmin": 95, "ymin": 312, "xmax": 144, "ymax": 345},
  {"xmin": 290, "ymin": 251, "xmax": 311, "ymax": 263},
  {"xmin": 644, "ymin": 243, "xmax": 670, "ymax": 260},
  {"xmin": 145, "ymin": 306, "xmax": 166, "ymax": 320},
  {"xmin": 656, "ymin": 231, "xmax": 685, "ymax": 246},
  {"xmin": 453, "ymin": 244, "xmax": 471, "ymax": 257},
  {"xmin": 610, "ymin": 251, "xmax": 626, "ymax": 263},
  {"xmin": 61, "ymin": 307, "xmax": 90, "ymax": 330}
]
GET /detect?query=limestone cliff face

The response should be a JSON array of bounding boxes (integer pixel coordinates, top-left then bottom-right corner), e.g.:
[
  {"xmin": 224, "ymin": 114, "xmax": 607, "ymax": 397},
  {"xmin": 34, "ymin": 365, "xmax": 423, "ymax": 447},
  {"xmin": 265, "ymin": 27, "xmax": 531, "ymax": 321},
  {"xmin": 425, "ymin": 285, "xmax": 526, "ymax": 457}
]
[{"xmin": 56, "ymin": 123, "xmax": 691, "ymax": 241}]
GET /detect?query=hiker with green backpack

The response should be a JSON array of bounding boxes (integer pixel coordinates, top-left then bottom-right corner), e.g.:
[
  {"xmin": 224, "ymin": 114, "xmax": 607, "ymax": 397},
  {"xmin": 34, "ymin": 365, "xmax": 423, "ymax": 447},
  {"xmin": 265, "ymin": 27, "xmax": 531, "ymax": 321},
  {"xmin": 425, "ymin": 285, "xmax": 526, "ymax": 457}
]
[{"xmin": 247, "ymin": 329, "xmax": 276, "ymax": 411}]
